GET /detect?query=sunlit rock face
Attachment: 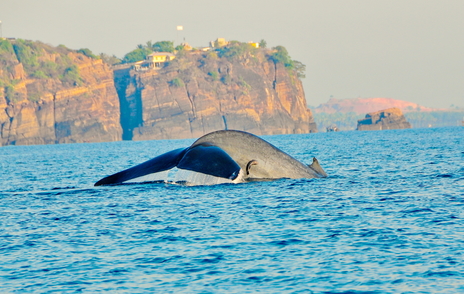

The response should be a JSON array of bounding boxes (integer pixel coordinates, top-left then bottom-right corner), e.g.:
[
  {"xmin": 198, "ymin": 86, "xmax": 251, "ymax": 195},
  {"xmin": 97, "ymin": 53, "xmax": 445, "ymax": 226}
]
[
  {"xmin": 1, "ymin": 41, "xmax": 316, "ymax": 146},
  {"xmin": 0, "ymin": 42, "xmax": 121, "ymax": 146},
  {"xmin": 115, "ymin": 49, "xmax": 317, "ymax": 141},
  {"xmin": 357, "ymin": 108, "xmax": 412, "ymax": 131}
]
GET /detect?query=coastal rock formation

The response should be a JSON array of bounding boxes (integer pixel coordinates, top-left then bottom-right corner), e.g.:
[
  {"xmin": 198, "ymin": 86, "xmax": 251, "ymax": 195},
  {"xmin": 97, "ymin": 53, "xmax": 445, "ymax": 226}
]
[
  {"xmin": 356, "ymin": 108, "xmax": 412, "ymax": 131},
  {"xmin": 1, "ymin": 40, "xmax": 316, "ymax": 146},
  {"xmin": 0, "ymin": 40, "xmax": 122, "ymax": 146},
  {"xmin": 116, "ymin": 48, "xmax": 316, "ymax": 141}
]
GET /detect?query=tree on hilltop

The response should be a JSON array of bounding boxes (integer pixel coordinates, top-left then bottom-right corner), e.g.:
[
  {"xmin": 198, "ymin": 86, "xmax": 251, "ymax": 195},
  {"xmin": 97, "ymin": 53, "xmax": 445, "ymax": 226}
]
[
  {"xmin": 122, "ymin": 47, "xmax": 152, "ymax": 63},
  {"xmin": 152, "ymin": 41, "xmax": 175, "ymax": 53},
  {"xmin": 122, "ymin": 41, "xmax": 175, "ymax": 63},
  {"xmin": 77, "ymin": 48, "xmax": 98, "ymax": 59},
  {"xmin": 269, "ymin": 45, "xmax": 306, "ymax": 78},
  {"xmin": 269, "ymin": 46, "xmax": 294, "ymax": 68}
]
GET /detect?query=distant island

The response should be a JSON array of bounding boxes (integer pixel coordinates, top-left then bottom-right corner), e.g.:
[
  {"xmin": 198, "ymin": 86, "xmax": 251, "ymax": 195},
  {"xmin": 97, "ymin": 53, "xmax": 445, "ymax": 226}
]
[
  {"xmin": 312, "ymin": 97, "xmax": 464, "ymax": 131},
  {"xmin": 0, "ymin": 38, "xmax": 316, "ymax": 146},
  {"xmin": 356, "ymin": 108, "xmax": 411, "ymax": 131}
]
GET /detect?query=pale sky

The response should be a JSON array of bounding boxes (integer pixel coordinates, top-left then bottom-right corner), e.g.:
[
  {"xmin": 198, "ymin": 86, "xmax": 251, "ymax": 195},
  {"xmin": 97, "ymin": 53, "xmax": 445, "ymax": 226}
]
[{"xmin": 1, "ymin": 0, "xmax": 463, "ymax": 108}]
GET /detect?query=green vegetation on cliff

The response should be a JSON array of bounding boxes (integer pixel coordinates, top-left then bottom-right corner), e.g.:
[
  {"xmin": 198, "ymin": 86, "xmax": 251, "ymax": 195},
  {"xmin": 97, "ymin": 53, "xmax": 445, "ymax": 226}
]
[
  {"xmin": 77, "ymin": 48, "xmax": 99, "ymax": 59},
  {"xmin": 119, "ymin": 40, "xmax": 306, "ymax": 79},
  {"xmin": 0, "ymin": 39, "xmax": 88, "ymax": 102},
  {"xmin": 216, "ymin": 41, "xmax": 257, "ymax": 60},
  {"xmin": 122, "ymin": 41, "xmax": 175, "ymax": 63},
  {"xmin": 269, "ymin": 45, "xmax": 306, "ymax": 78}
]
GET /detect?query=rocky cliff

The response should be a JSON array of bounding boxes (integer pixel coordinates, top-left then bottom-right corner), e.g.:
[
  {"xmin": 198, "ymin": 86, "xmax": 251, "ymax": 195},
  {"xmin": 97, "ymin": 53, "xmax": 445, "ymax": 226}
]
[
  {"xmin": 0, "ymin": 39, "xmax": 121, "ymax": 146},
  {"xmin": 1, "ymin": 40, "xmax": 317, "ymax": 146},
  {"xmin": 356, "ymin": 108, "xmax": 412, "ymax": 131},
  {"xmin": 116, "ymin": 47, "xmax": 316, "ymax": 141}
]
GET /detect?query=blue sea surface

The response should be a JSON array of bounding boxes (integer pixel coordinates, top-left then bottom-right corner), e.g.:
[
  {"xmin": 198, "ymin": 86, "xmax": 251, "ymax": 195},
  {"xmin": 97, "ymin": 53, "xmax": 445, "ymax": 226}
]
[{"xmin": 1, "ymin": 127, "xmax": 463, "ymax": 293}]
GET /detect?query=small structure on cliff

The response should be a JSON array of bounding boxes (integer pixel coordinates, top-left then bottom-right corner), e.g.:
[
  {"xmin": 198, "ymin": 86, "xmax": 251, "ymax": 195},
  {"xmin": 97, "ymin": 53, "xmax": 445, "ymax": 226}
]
[
  {"xmin": 210, "ymin": 38, "xmax": 229, "ymax": 48},
  {"xmin": 0, "ymin": 39, "xmax": 316, "ymax": 146},
  {"xmin": 133, "ymin": 52, "xmax": 176, "ymax": 71},
  {"xmin": 356, "ymin": 108, "xmax": 411, "ymax": 131},
  {"xmin": 116, "ymin": 43, "xmax": 317, "ymax": 141}
]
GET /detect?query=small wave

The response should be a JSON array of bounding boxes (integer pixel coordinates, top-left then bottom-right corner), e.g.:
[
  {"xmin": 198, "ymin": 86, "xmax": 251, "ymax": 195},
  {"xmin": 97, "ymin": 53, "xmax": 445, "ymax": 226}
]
[
  {"xmin": 400, "ymin": 208, "xmax": 434, "ymax": 214},
  {"xmin": 423, "ymin": 270, "xmax": 461, "ymax": 277},
  {"xmin": 436, "ymin": 174, "xmax": 453, "ymax": 178},
  {"xmin": 268, "ymin": 238, "xmax": 307, "ymax": 246}
]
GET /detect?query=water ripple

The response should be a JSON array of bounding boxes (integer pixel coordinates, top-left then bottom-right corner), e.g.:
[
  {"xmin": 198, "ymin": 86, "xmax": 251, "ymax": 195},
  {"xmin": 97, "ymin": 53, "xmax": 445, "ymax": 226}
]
[{"xmin": 1, "ymin": 127, "xmax": 464, "ymax": 293}]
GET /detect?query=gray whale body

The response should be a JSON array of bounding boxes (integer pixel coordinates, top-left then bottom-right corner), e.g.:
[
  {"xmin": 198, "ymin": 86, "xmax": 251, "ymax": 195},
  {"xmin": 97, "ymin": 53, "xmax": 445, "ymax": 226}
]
[{"xmin": 94, "ymin": 130, "xmax": 327, "ymax": 186}]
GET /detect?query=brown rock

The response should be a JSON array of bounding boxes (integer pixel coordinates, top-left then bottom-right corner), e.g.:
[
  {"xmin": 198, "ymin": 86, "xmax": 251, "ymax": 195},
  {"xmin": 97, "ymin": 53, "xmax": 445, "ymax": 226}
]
[
  {"xmin": 1, "ymin": 41, "xmax": 317, "ymax": 146},
  {"xmin": 117, "ymin": 50, "xmax": 317, "ymax": 141},
  {"xmin": 0, "ymin": 48, "xmax": 121, "ymax": 146},
  {"xmin": 357, "ymin": 107, "xmax": 412, "ymax": 131}
]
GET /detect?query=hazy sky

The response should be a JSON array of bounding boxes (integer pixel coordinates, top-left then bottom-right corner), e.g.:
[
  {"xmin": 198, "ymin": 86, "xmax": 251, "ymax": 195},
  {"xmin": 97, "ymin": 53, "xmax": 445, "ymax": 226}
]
[{"xmin": 1, "ymin": 0, "xmax": 463, "ymax": 108}]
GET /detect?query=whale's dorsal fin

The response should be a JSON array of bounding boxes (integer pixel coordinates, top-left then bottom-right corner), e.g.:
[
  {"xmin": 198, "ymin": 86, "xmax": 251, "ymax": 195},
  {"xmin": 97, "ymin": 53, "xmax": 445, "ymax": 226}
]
[
  {"xmin": 308, "ymin": 157, "xmax": 328, "ymax": 178},
  {"xmin": 245, "ymin": 159, "xmax": 258, "ymax": 175}
]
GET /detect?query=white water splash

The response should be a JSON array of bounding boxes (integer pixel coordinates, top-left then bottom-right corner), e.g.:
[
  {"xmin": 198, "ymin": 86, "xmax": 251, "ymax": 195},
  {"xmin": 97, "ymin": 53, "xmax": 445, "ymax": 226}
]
[{"xmin": 125, "ymin": 168, "xmax": 244, "ymax": 186}]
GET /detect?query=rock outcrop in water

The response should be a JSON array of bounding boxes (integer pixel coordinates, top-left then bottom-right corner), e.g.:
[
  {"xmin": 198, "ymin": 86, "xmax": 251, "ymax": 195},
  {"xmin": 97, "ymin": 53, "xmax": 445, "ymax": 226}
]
[
  {"xmin": 356, "ymin": 108, "xmax": 412, "ymax": 131},
  {"xmin": 1, "ymin": 40, "xmax": 317, "ymax": 146}
]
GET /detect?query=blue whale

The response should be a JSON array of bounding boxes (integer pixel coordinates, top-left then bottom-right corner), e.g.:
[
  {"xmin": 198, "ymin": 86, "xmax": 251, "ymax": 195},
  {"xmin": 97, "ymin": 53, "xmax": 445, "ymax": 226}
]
[{"xmin": 94, "ymin": 130, "xmax": 327, "ymax": 186}]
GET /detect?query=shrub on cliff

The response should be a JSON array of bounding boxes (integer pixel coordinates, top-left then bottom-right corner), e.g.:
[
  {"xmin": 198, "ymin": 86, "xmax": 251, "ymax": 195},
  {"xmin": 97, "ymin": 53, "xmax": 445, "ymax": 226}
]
[
  {"xmin": 12, "ymin": 39, "xmax": 40, "ymax": 73},
  {"xmin": 122, "ymin": 47, "xmax": 152, "ymax": 63},
  {"xmin": 32, "ymin": 70, "xmax": 47, "ymax": 79},
  {"xmin": 0, "ymin": 39, "xmax": 15, "ymax": 55},
  {"xmin": 4, "ymin": 85, "xmax": 17, "ymax": 102},
  {"xmin": 269, "ymin": 45, "xmax": 306, "ymax": 78},
  {"xmin": 3, "ymin": 39, "xmax": 85, "ymax": 86},
  {"xmin": 169, "ymin": 78, "xmax": 184, "ymax": 87},
  {"xmin": 152, "ymin": 41, "xmax": 175, "ymax": 53},
  {"xmin": 60, "ymin": 65, "xmax": 83, "ymax": 86},
  {"xmin": 293, "ymin": 60, "xmax": 306, "ymax": 79},
  {"xmin": 0, "ymin": 40, "xmax": 17, "ymax": 80},
  {"xmin": 100, "ymin": 53, "xmax": 121, "ymax": 65},
  {"xmin": 216, "ymin": 41, "xmax": 256, "ymax": 60},
  {"xmin": 269, "ymin": 46, "xmax": 294, "ymax": 69},
  {"xmin": 77, "ymin": 48, "xmax": 99, "ymax": 59}
]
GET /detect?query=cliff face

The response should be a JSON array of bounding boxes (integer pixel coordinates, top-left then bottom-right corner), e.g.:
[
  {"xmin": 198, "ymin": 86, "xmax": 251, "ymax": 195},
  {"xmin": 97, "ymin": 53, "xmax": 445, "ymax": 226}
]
[
  {"xmin": 357, "ymin": 108, "xmax": 412, "ymax": 131},
  {"xmin": 0, "ymin": 40, "xmax": 121, "ymax": 146},
  {"xmin": 116, "ymin": 49, "xmax": 316, "ymax": 141},
  {"xmin": 1, "ymin": 40, "xmax": 316, "ymax": 146}
]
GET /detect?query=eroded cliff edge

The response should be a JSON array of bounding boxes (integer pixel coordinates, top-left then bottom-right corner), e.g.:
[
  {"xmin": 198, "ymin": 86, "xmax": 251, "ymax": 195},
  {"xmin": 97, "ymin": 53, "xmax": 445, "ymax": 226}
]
[
  {"xmin": 0, "ymin": 40, "xmax": 121, "ymax": 145},
  {"xmin": 116, "ymin": 48, "xmax": 317, "ymax": 141},
  {"xmin": 1, "ymin": 40, "xmax": 317, "ymax": 146}
]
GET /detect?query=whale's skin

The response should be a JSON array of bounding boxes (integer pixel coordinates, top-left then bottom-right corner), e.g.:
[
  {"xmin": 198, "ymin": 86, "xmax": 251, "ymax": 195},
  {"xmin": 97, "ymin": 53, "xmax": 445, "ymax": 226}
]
[
  {"xmin": 191, "ymin": 130, "xmax": 326, "ymax": 180},
  {"xmin": 94, "ymin": 130, "xmax": 327, "ymax": 186}
]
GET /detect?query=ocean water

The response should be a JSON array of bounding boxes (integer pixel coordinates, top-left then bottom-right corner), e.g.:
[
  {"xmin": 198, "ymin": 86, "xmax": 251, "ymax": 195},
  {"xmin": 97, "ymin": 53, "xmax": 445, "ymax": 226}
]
[{"xmin": 1, "ymin": 127, "xmax": 463, "ymax": 293}]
